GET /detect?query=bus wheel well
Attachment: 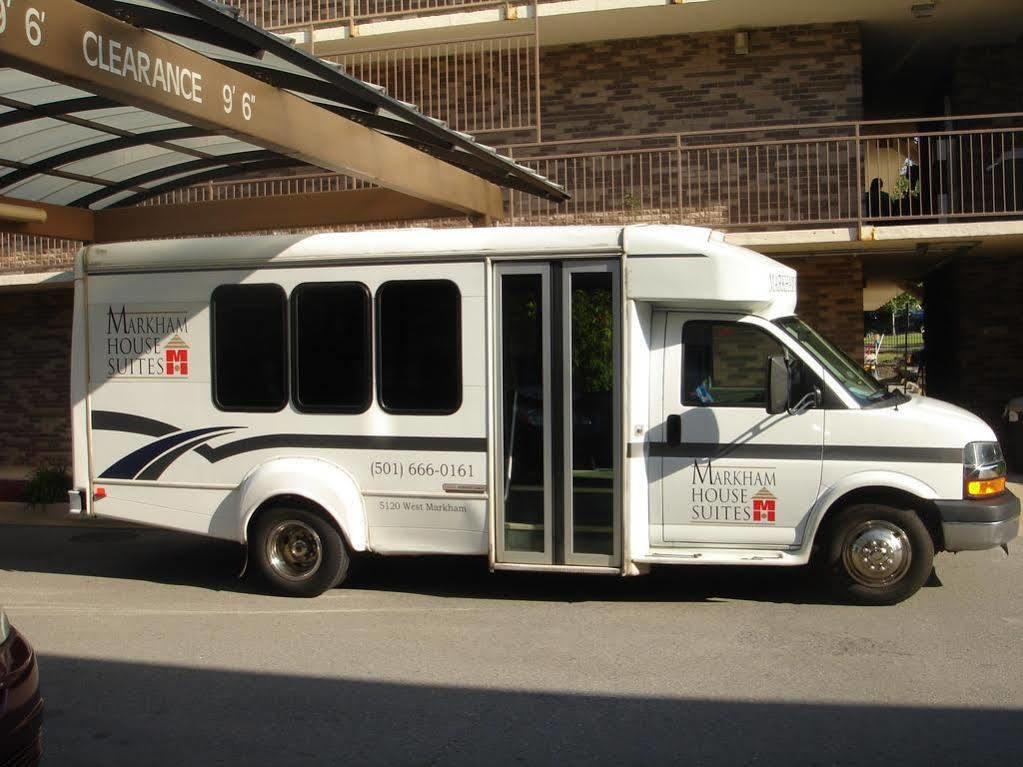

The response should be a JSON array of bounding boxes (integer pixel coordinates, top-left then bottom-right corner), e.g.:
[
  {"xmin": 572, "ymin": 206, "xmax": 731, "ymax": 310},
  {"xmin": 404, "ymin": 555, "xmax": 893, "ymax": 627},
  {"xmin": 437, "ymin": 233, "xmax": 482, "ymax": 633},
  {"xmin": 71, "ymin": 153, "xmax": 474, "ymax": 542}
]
[
  {"xmin": 818, "ymin": 487, "xmax": 944, "ymax": 552},
  {"xmin": 247, "ymin": 494, "xmax": 352, "ymax": 549}
]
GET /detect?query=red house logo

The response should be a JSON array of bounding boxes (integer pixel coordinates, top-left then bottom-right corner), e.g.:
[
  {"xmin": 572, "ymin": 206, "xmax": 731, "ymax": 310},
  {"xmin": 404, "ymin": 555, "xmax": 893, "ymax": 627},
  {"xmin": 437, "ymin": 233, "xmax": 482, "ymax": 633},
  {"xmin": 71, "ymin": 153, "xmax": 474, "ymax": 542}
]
[
  {"xmin": 752, "ymin": 488, "xmax": 777, "ymax": 523},
  {"xmin": 164, "ymin": 335, "xmax": 189, "ymax": 376}
]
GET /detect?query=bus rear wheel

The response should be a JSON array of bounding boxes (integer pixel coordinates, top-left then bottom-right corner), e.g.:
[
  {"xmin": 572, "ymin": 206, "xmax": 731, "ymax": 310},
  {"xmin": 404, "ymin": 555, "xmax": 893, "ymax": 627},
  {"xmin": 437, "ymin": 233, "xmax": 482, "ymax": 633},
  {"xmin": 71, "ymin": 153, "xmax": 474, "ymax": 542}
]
[
  {"xmin": 251, "ymin": 506, "xmax": 349, "ymax": 597},
  {"xmin": 826, "ymin": 503, "xmax": 934, "ymax": 605}
]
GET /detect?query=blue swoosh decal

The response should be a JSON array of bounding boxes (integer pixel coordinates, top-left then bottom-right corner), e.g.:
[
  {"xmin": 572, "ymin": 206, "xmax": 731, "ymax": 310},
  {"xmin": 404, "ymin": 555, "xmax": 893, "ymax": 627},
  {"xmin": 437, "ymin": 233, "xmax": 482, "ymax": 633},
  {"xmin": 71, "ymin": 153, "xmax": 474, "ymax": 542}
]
[{"xmin": 99, "ymin": 427, "xmax": 236, "ymax": 480}]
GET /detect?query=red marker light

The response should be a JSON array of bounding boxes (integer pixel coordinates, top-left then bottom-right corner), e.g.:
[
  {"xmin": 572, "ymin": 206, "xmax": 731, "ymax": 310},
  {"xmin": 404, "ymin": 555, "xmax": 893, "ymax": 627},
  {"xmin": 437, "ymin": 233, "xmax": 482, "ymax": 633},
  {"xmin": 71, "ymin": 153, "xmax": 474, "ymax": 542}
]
[{"xmin": 93, "ymin": 487, "xmax": 106, "ymax": 500}]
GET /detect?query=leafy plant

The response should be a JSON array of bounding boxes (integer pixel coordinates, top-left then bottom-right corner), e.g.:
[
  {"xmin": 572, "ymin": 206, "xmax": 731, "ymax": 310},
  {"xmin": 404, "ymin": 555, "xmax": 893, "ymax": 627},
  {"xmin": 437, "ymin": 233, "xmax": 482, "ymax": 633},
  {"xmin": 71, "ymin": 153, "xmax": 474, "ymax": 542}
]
[
  {"xmin": 22, "ymin": 464, "xmax": 72, "ymax": 507},
  {"xmin": 892, "ymin": 159, "xmax": 920, "ymax": 200},
  {"xmin": 572, "ymin": 287, "xmax": 614, "ymax": 392}
]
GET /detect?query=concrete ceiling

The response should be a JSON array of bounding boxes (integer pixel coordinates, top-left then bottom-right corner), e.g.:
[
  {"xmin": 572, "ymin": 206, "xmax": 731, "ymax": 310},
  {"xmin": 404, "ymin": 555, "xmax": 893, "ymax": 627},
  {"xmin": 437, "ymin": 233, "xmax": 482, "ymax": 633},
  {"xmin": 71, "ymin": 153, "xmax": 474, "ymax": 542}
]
[
  {"xmin": 535, "ymin": 0, "xmax": 1023, "ymax": 51},
  {"xmin": 333, "ymin": 0, "xmax": 1023, "ymax": 59}
]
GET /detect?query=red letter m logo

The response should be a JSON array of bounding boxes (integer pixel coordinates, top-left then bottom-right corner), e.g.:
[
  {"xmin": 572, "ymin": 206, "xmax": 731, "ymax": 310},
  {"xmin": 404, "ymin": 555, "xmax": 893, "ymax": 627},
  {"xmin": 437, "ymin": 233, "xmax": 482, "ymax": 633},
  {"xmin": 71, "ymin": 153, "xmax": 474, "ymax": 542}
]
[{"xmin": 166, "ymin": 349, "xmax": 189, "ymax": 376}]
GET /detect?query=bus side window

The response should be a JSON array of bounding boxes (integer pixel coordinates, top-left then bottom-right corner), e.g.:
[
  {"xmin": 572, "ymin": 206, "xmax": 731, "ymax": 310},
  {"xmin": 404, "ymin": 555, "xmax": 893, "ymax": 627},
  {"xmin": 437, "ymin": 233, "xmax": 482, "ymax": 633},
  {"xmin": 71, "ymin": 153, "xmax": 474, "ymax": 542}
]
[
  {"xmin": 292, "ymin": 282, "xmax": 372, "ymax": 414},
  {"xmin": 377, "ymin": 279, "xmax": 462, "ymax": 414},
  {"xmin": 211, "ymin": 284, "xmax": 288, "ymax": 411}
]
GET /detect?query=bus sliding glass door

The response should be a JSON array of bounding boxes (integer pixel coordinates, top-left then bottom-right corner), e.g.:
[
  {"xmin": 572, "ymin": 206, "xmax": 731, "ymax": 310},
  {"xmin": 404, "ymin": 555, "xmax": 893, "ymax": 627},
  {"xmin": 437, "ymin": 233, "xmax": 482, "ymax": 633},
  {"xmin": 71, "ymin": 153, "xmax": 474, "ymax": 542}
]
[{"xmin": 495, "ymin": 261, "xmax": 621, "ymax": 567}]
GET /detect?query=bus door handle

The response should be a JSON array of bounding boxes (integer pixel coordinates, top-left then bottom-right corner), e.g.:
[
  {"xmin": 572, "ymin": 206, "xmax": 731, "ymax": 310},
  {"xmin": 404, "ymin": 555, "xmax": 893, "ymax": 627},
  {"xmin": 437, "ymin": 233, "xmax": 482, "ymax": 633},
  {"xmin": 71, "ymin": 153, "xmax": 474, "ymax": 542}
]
[{"xmin": 666, "ymin": 414, "xmax": 682, "ymax": 447}]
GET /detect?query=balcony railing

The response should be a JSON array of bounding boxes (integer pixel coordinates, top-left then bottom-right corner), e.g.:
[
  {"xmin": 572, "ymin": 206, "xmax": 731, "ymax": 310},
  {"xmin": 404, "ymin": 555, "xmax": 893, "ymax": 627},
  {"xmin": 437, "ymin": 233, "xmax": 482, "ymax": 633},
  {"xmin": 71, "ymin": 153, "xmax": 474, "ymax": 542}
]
[
  {"xmin": 325, "ymin": 32, "xmax": 539, "ymax": 134},
  {"xmin": 139, "ymin": 114, "xmax": 1023, "ymax": 234},
  {"xmin": 504, "ymin": 114, "xmax": 1023, "ymax": 229}
]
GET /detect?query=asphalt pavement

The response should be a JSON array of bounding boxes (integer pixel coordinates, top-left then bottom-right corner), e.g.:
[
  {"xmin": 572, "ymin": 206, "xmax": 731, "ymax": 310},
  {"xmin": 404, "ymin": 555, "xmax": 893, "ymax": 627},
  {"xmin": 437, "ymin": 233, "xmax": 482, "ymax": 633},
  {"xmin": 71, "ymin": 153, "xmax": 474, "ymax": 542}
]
[{"xmin": 1, "ymin": 523, "xmax": 1021, "ymax": 766}]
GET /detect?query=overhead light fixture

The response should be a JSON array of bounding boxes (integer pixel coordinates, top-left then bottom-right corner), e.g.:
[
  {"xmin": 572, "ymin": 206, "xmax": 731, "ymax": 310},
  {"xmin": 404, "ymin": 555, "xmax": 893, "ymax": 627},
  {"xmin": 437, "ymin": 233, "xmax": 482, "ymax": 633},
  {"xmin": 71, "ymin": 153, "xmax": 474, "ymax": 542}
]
[
  {"xmin": 911, "ymin": 2, "xmax": 936, "ymax": 18},
  {"xmin": 734, "ymin": 31, "xmax": 750, "ymax": 55}
]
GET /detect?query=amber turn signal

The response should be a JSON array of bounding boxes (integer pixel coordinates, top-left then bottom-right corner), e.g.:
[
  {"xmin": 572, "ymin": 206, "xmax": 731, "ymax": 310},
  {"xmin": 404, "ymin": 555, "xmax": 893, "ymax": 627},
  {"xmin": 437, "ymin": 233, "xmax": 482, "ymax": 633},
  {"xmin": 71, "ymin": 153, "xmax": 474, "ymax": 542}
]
[{"xmin": 965, "ymin": 477, "xmax": 1006, "ymax": 498}]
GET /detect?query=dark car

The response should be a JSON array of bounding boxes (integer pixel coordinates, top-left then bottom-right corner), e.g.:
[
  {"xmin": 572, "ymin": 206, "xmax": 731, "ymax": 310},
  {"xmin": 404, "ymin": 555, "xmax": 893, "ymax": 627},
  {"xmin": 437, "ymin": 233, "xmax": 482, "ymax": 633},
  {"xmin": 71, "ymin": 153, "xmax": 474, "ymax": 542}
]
[{"xmin": 0, "ymin": 608, "xmax": 42, "ymax": 767}]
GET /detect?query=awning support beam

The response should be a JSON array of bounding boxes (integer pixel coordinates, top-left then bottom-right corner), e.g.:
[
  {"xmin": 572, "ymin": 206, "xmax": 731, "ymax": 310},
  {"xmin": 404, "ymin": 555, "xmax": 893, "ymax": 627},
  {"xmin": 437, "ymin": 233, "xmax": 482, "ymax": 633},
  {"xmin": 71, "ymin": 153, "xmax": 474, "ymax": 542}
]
[
  {"xmin": 91, "ymin": 188, "xmax": 462, "ymax": 242},
  {"xmin": 0, "ymin": 188, "xmax": 466, "ymax": 242},
  {"xmin": 0, "ymin": 196, "xmax": 95, "ymax": 241}
]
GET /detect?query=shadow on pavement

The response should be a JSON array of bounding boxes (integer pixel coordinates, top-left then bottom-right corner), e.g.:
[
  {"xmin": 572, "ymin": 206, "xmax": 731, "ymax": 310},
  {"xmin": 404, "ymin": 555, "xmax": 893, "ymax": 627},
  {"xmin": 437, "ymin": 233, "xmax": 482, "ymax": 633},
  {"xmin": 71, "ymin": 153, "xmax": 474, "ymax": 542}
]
[
  {"xmin": 37, "ymin": 654, "xmax": 1023, "ymax": 766},
  {"xmin": 3, "ymin": 524, "xmax": 846, "ymax": 604}
]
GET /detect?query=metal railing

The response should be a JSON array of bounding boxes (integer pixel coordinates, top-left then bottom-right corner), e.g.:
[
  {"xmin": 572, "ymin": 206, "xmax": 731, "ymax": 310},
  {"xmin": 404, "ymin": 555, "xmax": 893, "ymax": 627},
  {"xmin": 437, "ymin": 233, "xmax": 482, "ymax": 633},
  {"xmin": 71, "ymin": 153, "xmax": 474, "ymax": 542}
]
[
  {"xmin": 146, "ymin": 114, "xmax": 1021, "ymax": 232},
  {"xmin": 504, "ymin": 114, "xmax": 1023, "ymax": 228},
  {"xmin": 0, "ymin": 233, "xmax": 81, "ymax": 274},
  {"xmin": 143, "ymin": 172, "xmax": 469, "ymax": 234},
  {"xmin": 327, "ymin": 32, "xmax": 538, "ymax": 134},
  {"xmin": 140, "ymin": 171, "xmax": 369, "ymax": 207}
]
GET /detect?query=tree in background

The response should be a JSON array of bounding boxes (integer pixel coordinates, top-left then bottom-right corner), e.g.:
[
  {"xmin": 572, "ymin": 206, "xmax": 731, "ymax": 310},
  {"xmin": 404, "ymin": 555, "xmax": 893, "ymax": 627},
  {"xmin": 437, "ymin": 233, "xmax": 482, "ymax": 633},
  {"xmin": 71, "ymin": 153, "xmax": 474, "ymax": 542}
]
[{"xmin": 880, "ymin": 291, "xmax": 921, "ymax": 335}]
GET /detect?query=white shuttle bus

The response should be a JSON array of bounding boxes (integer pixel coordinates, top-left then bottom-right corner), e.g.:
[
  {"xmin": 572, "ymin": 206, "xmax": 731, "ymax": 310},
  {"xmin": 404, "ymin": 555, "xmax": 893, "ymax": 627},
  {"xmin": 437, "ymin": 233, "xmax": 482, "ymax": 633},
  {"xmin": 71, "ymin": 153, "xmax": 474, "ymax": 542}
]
[{"xmin": 69, "ymin": 225, "xmax": 1019, "ymax": 603}]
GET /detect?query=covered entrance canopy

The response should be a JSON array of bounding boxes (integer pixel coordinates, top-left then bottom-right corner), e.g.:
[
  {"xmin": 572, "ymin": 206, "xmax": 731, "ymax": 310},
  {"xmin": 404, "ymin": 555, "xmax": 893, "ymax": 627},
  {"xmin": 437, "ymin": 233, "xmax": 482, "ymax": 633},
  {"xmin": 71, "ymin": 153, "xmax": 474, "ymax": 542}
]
[{"xmin": 0, "ymin": 0, "xmax": 566, "ymax": 243}]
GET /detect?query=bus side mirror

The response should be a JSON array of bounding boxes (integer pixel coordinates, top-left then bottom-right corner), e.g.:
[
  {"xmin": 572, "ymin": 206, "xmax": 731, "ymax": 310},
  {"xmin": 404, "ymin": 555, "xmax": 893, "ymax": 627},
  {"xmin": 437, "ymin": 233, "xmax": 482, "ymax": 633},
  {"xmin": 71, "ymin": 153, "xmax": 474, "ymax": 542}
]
[{"xmin": 767, "ymin": 355, "xmax": 790, "ymax": 415}]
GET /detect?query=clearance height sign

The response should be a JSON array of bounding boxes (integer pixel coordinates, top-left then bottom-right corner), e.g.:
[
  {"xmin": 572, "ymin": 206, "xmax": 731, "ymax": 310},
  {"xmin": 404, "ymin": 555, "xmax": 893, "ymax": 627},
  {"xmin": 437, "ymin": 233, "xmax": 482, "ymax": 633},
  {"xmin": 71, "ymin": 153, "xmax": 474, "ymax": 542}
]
[
  {"xmin": 0, "ymin": 1, "xmax": 265, "ymax": 136},
  {"xmin": 80, "ymin": 30, "xmax": 256, "ymax": 119}
]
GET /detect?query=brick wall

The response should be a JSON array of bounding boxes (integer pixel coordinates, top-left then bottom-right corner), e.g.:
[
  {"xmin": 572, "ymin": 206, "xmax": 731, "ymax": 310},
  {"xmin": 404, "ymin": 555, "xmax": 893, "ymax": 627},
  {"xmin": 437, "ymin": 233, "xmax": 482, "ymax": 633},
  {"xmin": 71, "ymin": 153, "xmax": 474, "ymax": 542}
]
[
  {"xmin": 778, "ymin": 254, "xmax": 864, "ymax": 362},
  {"xmin": 0, "ymin": 288, "xmax": 73, "ymax": 469},
  {"xmin": 534, "ymin": 22, "xmax": 862, "ymax": 142},
  {"xmin": 335, "ymin": 22, "xmax": 863, "ymax": 145},
  {"xmin": 925, "ymin": 253, "xmax": 1023, "ymax": 447}
]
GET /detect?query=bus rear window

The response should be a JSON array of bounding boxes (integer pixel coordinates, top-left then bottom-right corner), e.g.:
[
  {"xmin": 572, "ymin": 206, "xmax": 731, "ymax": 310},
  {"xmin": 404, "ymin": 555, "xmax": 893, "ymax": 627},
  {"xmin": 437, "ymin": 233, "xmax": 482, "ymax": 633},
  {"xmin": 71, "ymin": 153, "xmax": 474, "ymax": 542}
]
[{"xmin": 212, "ymin": 284, "xmax": 287, "ymax": 411}]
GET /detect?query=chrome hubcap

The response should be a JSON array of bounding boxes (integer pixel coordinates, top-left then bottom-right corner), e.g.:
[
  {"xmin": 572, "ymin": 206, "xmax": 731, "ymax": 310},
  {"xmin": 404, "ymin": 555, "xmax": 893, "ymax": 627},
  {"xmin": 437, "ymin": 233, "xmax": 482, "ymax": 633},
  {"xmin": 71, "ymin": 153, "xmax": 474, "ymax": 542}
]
[
  {"xmin": 266, "ymin": 520, "xmax": 322, "ymax": 582},
  {"xmin": 843, "ymin": 521, "xmax": 911, "ymax": 587}
]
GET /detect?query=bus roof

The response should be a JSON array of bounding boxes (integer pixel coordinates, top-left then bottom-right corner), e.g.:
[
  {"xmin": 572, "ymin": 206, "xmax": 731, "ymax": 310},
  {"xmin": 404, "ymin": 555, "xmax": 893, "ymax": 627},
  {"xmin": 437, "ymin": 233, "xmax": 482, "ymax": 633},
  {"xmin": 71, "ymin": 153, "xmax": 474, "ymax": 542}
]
[{"xmin": 80, "ymin": 225, "xmax": 724, "ymax": 274}]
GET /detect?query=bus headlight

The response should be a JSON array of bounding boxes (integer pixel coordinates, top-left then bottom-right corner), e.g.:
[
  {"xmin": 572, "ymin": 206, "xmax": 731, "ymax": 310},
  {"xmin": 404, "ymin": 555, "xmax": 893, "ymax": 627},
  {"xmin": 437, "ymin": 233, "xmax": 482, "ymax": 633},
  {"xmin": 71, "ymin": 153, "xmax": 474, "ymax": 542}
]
[{"xmin": 964, "ymin": 441, "xmax": 1007, "ymax": 498}]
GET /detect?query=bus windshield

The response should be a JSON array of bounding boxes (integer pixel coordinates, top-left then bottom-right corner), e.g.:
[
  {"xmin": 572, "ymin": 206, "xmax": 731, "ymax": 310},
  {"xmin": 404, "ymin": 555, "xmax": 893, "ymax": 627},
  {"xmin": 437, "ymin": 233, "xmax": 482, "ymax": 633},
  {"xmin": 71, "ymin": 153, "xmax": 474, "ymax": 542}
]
[{"xmin": 775, "ymin": 316, "xmax": 890, "ymax": 406}]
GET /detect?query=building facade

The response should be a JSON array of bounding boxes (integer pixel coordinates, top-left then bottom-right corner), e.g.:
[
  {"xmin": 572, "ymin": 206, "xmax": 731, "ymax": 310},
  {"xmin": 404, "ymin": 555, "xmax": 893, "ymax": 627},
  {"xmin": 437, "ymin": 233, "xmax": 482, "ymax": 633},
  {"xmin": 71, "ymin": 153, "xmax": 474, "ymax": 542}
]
[{"xmin": 2, "ymin": 0, "xmax": 1022, "ymax": 471}]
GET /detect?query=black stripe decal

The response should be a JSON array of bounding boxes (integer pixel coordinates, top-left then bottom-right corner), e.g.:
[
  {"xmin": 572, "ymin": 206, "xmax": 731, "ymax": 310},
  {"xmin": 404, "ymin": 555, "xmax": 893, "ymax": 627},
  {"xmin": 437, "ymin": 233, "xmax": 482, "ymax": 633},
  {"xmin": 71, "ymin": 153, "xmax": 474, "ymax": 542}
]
[
  {"xmin": 99, "ymin": 427, "xmax": 236, "ymax": 479},
  {"xmin": 823, "ymin": 445, "xmax": 962, "ymax": 462},
  {"xmin": 135, "ymin": 432, "xmax": 237, "ymax": 481},
  {"xmin": 194, "ymin": 433, "xmax": 487, "ymax": 463},
  {"xmin": 633, "ymin": 442, "xmax": 962, "ymax": 463},
  {"xmin": 92, "ymin": 410, "xmax": 179, "ymax": 437},
  {"xmin": 646, "ymin": 443, "xmax": 822, "ymax": 460}
]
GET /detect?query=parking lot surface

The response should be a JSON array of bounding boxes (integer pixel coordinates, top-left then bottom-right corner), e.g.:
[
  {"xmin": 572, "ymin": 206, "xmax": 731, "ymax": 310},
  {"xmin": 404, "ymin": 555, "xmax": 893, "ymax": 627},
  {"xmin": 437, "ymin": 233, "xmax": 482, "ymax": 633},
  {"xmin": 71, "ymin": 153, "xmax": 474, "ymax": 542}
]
[{"xmin": 1, "ymin": 523, "xmax": 1021, "ymax": 766}]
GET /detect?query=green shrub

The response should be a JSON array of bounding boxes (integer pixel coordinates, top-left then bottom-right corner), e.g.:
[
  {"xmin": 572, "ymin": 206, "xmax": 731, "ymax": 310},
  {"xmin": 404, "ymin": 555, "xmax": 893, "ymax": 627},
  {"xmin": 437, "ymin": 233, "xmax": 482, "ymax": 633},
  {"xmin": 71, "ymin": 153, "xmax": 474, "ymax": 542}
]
[{"xmin": 22, "ymin": 464, "xmax": 72, "ymax": 507}]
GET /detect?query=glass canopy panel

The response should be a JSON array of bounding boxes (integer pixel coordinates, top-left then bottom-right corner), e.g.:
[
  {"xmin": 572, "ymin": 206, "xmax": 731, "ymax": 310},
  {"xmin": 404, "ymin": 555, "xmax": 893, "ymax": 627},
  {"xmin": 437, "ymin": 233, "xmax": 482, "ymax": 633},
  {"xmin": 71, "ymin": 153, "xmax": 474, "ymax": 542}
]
[
  {"xmin": 168, "ymin": 136, "xmax": 263, "ymax": 155},
  {"xmin": 92, "ymin": 190, "xmax": 140, "ymax": 208},
  {"xmin": 5, "ymin": 175, "xmax": 81, "ymax": 202},
  {"xmin": 63, "ymin": 147, "xmax": 194, "ymax": 182},
  {"xmin": 0, "ymin": 123, "xmax": 109, "ymax": 165},
  {"xmin": 0, "ymin": 71, "xmax": 92, "ymax": 104},
  {"xmin": 17, "ymin": 175, "xmax": 103, "ymax": 205},
  {"xmin": 138, "ymin": 164, "xmax": 229, "ymax": 189},
  {"xmin": 42, "ymin": 181, "xmax": 107, "ymax": 206},
  {"xmin": 79, "ymin": 106, "xmax": 191, "ymax": 133}
]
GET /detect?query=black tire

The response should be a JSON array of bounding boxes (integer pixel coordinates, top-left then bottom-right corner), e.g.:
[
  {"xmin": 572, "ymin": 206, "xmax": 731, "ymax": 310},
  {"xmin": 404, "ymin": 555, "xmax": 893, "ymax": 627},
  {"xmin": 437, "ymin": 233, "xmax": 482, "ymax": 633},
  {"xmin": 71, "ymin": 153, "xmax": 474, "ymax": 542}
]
[
  {"xmin": 251, "ymin": 506, "xmax": 350, "ymax": 597},
  {"xmin": 826, "ymin": 503, "xmax": 934, "ymax": 605}
]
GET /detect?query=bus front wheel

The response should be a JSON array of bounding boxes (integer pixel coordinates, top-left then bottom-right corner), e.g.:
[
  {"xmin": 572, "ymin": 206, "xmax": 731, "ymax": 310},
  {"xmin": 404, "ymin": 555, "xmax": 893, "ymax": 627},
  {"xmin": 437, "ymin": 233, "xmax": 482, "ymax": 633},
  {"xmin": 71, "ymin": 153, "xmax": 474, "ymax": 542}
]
[
  {"xmin": 826, "ymin": 503, "xmax": 934, "ymax": 605},
  {"xmin": 251, "ymin": 506, "xmax": 350, "ymax": 597}
]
